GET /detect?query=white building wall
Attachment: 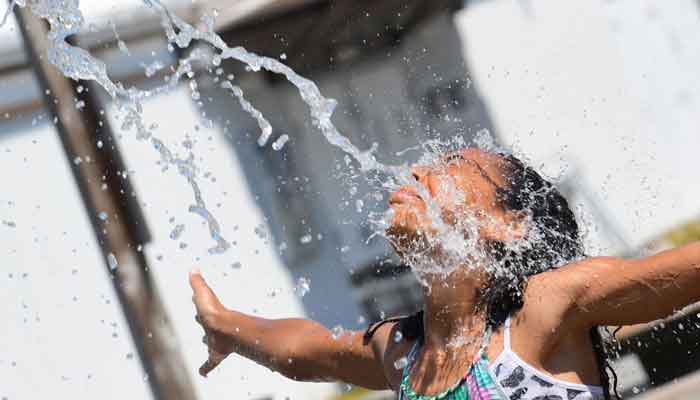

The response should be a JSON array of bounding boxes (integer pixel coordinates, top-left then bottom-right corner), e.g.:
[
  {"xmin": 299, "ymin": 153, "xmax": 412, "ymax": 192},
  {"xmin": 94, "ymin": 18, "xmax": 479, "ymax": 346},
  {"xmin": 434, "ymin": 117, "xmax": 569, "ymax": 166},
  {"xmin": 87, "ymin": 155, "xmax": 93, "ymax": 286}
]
[{"xmin": 456, "ymin": 0, "xmax": 700, "ymax": 254}]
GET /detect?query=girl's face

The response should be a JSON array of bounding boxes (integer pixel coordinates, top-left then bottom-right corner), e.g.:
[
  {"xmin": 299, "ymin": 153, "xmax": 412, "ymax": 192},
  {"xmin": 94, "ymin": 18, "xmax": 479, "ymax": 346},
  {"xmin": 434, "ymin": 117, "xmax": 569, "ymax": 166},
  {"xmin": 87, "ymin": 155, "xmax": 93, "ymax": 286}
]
[{"xmin": 387, "ymin": 148, "xmax": 523, "ymax": 252}]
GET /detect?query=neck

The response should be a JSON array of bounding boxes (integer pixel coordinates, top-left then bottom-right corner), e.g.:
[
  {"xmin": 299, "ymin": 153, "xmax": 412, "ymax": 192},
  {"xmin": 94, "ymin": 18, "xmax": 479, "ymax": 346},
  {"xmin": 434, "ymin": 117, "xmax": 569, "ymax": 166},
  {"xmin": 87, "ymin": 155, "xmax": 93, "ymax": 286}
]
[{"xmin": 421, "ymin": 266, "xmax": 488, "ymax": 350}]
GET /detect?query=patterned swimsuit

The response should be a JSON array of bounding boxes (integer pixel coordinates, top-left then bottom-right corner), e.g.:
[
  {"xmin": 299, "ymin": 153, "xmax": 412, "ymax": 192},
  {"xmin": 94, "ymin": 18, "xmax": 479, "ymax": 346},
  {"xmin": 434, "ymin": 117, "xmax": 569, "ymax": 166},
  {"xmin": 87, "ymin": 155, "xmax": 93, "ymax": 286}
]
[
  {"xmin": 399, "ymin": 348, "xmax": 505, "ymax": 400},
  {"xmin": 398, "ymin": 316, "xmax": 605, "ymax": 400}
]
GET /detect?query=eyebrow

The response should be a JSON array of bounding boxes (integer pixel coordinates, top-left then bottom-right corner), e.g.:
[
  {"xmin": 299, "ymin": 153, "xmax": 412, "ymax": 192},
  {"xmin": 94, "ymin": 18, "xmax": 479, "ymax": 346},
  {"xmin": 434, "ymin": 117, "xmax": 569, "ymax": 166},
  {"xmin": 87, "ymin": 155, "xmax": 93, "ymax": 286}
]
[{"xmin": 466, "ymin": 159, "xmax": 503, "ymax": 190}]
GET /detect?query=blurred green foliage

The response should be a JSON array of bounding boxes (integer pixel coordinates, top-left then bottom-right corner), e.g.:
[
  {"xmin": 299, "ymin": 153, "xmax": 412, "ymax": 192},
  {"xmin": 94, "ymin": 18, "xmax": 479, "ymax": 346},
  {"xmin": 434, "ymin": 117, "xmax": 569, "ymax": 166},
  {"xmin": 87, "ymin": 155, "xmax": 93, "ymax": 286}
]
[{"xmin": 665, "ymin": 220, "xmax": 700, "ymax": 247}]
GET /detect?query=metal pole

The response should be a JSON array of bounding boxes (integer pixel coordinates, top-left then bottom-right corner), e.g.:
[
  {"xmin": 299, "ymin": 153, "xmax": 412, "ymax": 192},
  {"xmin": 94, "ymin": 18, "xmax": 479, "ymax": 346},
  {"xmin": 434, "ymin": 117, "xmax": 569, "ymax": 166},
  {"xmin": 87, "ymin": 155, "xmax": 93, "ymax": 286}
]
[{"xmin": 14, "ymin": 6, "xmax": 197, "ymax": 400}]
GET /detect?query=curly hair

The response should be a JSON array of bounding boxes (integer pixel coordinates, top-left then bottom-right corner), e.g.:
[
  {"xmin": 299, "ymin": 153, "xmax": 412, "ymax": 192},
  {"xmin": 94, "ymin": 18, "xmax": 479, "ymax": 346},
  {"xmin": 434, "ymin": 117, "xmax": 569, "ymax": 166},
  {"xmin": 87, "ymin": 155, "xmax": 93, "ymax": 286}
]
[
  {"xmin": 479, "ymin": 153, "xmax": 619, "ymax": 399},
  {"xmin": 365, "ymin": 152, "xmax": 620, "ymax": 399},
  {"xmin": 479, "ymin": 154, "xmax": 584, "ymax": 326}
]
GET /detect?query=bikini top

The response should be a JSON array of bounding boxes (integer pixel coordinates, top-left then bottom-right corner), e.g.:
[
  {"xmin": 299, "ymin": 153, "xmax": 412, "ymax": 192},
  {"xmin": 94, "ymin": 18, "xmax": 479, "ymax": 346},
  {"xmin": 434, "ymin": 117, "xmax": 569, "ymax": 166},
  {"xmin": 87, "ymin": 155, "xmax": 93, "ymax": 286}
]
[{"xmin": 398, "ymin": 316, "xmax": 606, "ymax": 400}]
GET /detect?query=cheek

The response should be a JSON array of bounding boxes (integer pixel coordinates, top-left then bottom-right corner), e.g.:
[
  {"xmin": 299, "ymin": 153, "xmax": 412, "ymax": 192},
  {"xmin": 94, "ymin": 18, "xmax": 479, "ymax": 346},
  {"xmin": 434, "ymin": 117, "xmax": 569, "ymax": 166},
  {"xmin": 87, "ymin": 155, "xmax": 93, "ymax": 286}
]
[{"xmin": 433, "ymin": 176, "xmax": 463, "ymax": 209}]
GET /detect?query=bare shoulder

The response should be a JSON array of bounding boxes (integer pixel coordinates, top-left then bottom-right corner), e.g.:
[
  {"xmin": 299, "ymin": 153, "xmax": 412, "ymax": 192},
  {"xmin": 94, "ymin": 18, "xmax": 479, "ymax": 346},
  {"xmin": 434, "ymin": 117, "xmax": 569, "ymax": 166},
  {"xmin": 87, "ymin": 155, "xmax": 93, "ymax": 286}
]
[
  {"xmin": 527, "ymin": 257, "xmax": 623, "ymax": 291},
  {"xmin": 520, "ymin": 257, "xmax": 624, "ymax": 328}
]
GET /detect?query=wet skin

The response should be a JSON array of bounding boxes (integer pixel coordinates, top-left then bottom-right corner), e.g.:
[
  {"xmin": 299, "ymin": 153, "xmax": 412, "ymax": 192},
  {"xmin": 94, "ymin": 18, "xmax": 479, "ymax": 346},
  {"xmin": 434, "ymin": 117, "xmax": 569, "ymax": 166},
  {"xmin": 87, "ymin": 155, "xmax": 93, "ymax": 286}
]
[{"xmin": 189, "ymin": 147, "xmax": 700, "ymax": 396}]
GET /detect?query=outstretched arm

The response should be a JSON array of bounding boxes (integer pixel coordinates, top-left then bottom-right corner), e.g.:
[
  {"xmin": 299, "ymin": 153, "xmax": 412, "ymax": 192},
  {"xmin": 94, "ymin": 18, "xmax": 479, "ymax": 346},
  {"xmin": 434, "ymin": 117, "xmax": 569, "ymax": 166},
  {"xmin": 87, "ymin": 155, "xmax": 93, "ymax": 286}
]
[
  {"xmin": 566, "ymin": 242, "xmax": 700, "ymax": 327},
  {"xmin": 189, "ymin": 269, "xmax": 392, "ymax": 390}
]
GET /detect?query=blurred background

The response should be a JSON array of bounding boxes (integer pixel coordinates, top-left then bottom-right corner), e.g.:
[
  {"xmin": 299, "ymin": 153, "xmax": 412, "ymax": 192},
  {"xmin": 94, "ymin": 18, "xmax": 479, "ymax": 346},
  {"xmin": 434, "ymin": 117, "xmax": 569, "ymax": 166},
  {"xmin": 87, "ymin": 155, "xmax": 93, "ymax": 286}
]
[{"xmin": 1, "ymin": 0, "xmax": 699, "ymax": 399}]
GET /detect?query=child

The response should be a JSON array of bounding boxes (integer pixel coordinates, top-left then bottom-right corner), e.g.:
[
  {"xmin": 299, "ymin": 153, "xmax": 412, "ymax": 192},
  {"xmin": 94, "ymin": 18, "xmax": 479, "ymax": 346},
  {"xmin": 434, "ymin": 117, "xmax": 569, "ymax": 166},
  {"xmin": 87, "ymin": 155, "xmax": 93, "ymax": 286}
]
[{"xmin": 190, "ymin": 148, "xmax": 700, "ymax": 399}]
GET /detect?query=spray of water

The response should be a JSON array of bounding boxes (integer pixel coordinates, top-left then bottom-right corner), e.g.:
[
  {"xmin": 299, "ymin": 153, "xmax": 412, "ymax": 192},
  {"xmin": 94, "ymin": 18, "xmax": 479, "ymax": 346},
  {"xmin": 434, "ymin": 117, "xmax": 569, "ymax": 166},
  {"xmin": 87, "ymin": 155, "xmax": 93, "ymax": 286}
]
[
  {"xmin": 1, "ymin": 1, "xmax": 581, "ymax": 288},
  {"xmin": 1, "ymin": 0, "xmax": 424, "ymax": 255}
]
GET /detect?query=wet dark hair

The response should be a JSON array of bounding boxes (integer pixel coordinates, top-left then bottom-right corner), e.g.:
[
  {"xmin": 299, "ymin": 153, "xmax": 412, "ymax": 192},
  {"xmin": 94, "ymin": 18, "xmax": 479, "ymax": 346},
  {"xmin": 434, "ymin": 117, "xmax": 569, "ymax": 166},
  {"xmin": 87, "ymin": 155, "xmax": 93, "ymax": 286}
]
[
  {"xmin": 489, "ymin": 154, "xmax": 620, "ymax": 400},
  {"xmin": 365, "ymin": 153, "xmax": 620, "ymax": 399},
  {"xmin": 482, "ymin": 153, "xmax": 584, "ymax": 326}
]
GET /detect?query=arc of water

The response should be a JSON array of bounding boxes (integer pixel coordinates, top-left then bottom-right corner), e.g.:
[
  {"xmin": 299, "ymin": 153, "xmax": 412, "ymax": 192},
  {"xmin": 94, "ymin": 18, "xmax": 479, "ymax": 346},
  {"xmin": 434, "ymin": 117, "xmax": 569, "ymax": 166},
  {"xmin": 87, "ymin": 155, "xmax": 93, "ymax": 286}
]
[{"xmin": 3, "ymin": 0, "xmax": 465, "ymax": 265}]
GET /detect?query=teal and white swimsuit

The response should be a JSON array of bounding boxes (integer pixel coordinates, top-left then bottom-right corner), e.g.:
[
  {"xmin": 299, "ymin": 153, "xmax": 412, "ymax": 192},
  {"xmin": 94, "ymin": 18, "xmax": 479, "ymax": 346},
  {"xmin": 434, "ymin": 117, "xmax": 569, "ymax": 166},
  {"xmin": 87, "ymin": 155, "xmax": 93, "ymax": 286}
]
[{"xmin": 398, "ymin": 316, "xmax": 605, "ymax": 400}]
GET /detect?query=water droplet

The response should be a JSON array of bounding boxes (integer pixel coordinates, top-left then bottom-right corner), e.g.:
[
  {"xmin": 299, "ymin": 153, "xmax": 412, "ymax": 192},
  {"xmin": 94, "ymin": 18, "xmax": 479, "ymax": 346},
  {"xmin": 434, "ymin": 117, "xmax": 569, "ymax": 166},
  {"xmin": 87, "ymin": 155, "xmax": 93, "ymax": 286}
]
[
  {"xmin": 294, "ymin": 277, "xmax": 311, "ymax": 297},
  {"xmin": 299, "ymin": 234, "xmax": 312, "ymax": 244},
  {"xmin": 107, "ymin": 253, "xmax": 118, "ymax": 271},
  {"xmin": 117, "ymin": 40, "xmax": 129, "ymax": 55},
  {"xmin": 169, "ymin": 224, "xmax": 185, "ymax": 240},
  {"xmin": 393, "ymin": 357, "xmax": 409, "ymax": 370},
  {"xmin": 394, "ymin": 330, "xmax": 403, "ymax": 343},
  {"xmin": 98, "ymin": 211, "xmax": 108, "ymax": 221},
  {"xmin": 355, "ymin": 199, "xmax": 364, "ymax": 213},
  {"xmin": 254, "ymin": 224, "xmax": 268, "ymax": 240},
  {"xmin": 331, "ymin": 325, "xmax": 345, "ymax": 340},
  {"xmin": 271, "ymin": 134, "xmax": 289, "ymax": 151}
]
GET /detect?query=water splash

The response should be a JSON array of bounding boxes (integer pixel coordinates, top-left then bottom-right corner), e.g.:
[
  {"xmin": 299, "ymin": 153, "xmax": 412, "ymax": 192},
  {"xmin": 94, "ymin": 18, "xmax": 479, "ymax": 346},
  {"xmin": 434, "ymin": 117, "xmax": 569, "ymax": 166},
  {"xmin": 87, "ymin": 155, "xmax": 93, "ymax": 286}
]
[
  {"xmin": 7, "ymin": 0, "xmax": 232, "ymax": 253},
  {"xmin": 220, "ymin": 81, "xmax": 272, "ymax": 147},
  {"xmin": 109, "ymin": 20, "xmax": 130, "ymax": 56},
  {"xmin": 5, "ymin": 0, "xmax": 573, "ymax": 286},
  {"xmin": 10, "ymin": 0, "xmax": 417, "ymax": 256}
]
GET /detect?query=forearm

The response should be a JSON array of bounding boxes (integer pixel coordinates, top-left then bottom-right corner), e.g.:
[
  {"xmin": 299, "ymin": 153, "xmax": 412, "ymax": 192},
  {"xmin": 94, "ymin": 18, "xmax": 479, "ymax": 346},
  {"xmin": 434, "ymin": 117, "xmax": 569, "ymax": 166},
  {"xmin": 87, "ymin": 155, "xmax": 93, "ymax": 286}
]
[
  {"xmin": 626, "ymin": 242, "xmax": 700, "ymax": 321},
  {"xmin": 212, "ymin": 309, "xmax": 388, "ymax": 387},
  {"xmin": 213, "ymin": 310, "xmax": 327, "ymax": 377},
  {"xmin": 189, "ymin": 270, "xmax": 386, "ymax": 385}
]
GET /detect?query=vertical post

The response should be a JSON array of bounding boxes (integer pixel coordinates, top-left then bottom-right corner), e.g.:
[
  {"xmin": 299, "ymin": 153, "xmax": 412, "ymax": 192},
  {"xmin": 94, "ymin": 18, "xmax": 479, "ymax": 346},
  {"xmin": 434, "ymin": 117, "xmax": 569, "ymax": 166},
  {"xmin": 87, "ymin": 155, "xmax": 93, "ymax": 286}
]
[{"xmin": 14, "ymin": 6, "xmax": 197, "ymax": 400}]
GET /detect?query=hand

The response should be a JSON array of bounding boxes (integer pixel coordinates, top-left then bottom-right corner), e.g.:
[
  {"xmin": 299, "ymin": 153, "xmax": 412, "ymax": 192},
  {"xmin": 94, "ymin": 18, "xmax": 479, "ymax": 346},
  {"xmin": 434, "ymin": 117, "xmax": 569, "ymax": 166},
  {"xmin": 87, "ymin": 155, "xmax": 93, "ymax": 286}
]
[{"xmin": 189, "ymin": 268, "xmax": 235, "ymax": 377}]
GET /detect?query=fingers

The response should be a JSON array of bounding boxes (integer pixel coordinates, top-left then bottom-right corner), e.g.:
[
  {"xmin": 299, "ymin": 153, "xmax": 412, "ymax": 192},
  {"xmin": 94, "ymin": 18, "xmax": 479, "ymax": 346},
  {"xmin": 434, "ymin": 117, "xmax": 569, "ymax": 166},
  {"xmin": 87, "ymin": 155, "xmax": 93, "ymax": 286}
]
[
  {"xmin": 199, "ymin": 353, "xmax": 225, "ymax": 377},
  {"xmin": 199, "ymin": 357, "xmax": 219, "ymax": 377},
  {"xmin": 189, "ymin": 268, "xmax": 211, "ymax": 295},
  {"xmin": 191, "ymin": 268, "xmax": 227, "ymax": 379}
]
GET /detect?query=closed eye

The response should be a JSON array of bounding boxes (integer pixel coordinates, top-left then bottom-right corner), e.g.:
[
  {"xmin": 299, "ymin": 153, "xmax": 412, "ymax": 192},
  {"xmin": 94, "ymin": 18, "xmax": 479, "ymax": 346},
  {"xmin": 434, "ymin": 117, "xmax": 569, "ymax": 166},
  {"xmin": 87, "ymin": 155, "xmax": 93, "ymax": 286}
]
[{"xmin": 444, "ymin": 153, "xmax": 465, "ymax": 163}]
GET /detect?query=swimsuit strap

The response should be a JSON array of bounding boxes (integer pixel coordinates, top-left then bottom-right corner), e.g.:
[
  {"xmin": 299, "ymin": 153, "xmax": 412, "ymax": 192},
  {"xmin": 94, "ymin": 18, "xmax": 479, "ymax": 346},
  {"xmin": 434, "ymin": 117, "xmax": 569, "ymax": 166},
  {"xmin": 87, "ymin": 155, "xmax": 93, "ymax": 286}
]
[{"xmin": 502, "ymin": 315, "xmax": 512, "ymax": 351}]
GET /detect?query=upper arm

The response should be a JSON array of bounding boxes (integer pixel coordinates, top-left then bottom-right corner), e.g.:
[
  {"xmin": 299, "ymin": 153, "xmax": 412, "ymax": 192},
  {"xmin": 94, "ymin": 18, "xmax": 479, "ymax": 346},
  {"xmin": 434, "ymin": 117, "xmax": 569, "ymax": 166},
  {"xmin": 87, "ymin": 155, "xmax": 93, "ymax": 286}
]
[
  {"xmin": 371, "ymin": 322, "xmax": 415, "ymax": 391},
  {"xmin": 566, "ymin": 242, "xmax": 700, "ymax": 327}
]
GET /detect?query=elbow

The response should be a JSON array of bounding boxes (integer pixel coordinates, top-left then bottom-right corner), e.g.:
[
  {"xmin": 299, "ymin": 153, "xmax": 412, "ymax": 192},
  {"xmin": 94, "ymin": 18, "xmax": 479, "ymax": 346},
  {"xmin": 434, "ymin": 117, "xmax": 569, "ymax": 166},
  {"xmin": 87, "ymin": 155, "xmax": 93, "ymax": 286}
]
[
  {"xmin": 273, "ymin": 343, "xmax": 328, "ymax": 383},
  {"xmin": 276, "ymin": 361, "xmax": 328, "ymax": 383}
]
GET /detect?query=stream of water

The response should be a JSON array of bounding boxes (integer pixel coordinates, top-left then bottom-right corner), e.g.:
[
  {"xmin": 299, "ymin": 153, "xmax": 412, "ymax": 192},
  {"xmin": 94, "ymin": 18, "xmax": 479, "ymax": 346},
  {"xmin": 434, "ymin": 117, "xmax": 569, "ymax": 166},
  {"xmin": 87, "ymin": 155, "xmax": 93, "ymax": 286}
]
[{"xmin": 0, "ymin": 0, "xmax": 557, "ymax": 280}]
